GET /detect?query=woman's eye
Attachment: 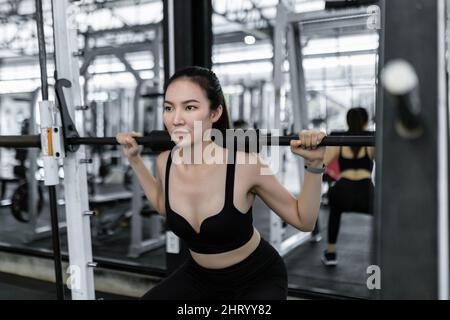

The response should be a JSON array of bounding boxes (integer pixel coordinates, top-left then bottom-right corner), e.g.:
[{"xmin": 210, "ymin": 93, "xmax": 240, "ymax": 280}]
[
  {"xmin": 186, "ymin": 105, "xmax": 196, "ymax": 111},
  {"xmin": 163, "ymin": 106, "xmax": 172, "ymax": 111}
]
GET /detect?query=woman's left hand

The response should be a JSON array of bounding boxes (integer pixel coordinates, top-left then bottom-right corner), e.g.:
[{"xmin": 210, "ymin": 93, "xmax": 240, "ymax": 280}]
[{"xmin": 290, "ymin": 130, "xmax": 327, "ymax": 166}]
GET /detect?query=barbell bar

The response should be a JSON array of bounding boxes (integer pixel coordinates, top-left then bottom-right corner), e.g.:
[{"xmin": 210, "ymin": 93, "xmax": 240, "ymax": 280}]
[{"xmin": 0, "ymin": 130, "xmax": 375, "ymax": 150}]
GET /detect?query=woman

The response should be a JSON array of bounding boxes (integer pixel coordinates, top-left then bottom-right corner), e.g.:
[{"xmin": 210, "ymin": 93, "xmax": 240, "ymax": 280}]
[
  {"xmin": 116, "ymin": 66, "xmax": 327, "ymax": 300},
  {"xmin": 321, "ymin": 107, "xmax": 375, "ymax": 266}
]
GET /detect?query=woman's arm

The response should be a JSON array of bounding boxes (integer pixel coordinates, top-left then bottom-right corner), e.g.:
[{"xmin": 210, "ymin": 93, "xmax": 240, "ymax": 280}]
[
  {"xmin": 249, "ymin": 130, "xmax": 326, "ymax": 232},
  {"xmin": 129, "ymin": 153, "xmax": 166, "ymax": 215},
  {"xmin": 250, "ymin": 156, "xmax": 322, "ymax": 232},
  {"xmin": 116, "ymin": 132, "xmax": 166, "ymax": 215},
  {"xmin": 323, "ymin": 146, "xmax": 340, "ymax": 166}
]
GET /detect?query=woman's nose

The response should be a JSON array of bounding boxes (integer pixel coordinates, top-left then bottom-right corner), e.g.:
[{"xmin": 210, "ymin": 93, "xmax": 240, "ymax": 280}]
[{"xmin": 172, "ymin": 108, "xmax": 184, "ymax": 125}]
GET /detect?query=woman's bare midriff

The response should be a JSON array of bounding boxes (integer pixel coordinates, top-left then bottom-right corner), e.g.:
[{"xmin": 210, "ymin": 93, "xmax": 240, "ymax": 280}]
[
  {"xmin": 190, "ymin": 227, "xmax": 261, "ymax": 269},
  {"xmin": 338, "ymin": 146, "xmax": 374, "ymax": 181},
  {"xmin": 340, "ymin": 169, "xmax": 372, "ymax": 181}
]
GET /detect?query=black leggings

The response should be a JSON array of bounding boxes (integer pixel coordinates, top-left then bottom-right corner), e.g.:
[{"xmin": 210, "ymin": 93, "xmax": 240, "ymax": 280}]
[
  {"xmin": 327, "ymin": 178, "xmax": 374, "ymax": 244},
  {"xmin": 141, "ymin": 238, "xmax": 288, "ymax": 300}
]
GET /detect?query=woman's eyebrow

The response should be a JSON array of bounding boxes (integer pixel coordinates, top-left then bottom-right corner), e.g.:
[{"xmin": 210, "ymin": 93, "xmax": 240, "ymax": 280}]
[
  {"xmin": 182, "ymin": 99, "xmax": 200, "ymax": 104},
  {"xmin": 164, "ymin": 99, "xmax": 200, "ymax": 105}
]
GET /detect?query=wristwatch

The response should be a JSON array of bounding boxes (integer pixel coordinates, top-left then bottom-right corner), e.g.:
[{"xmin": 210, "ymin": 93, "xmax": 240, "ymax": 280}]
[{"xmin": 304, "ymin": 163, "xmax": 326, "ymax": 174}]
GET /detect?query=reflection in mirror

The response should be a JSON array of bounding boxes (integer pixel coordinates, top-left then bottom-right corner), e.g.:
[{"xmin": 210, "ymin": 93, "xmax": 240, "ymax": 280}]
[
  {"xmin": 213, "ymin": 1, "xmax": 380, "ymax": 299},
  {"xmin": 276, "ymin": 4, "xmax": 379, "ymax": 299}
]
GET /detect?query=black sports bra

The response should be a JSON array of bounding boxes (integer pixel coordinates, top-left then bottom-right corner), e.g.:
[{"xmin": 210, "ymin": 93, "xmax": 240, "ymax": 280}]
[
  {"xmin": 164, "ymin": 149, "xmax": 254, "ymax": 254},
  {"xmin": 338, "ymin": 146, "xmax": 374, "ymax": 173}
]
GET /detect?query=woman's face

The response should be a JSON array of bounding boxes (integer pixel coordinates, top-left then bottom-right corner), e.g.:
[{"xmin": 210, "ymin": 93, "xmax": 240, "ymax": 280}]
[{"xmin": 163, "ymin": 78, "xmax": 222, "ymax": 147}]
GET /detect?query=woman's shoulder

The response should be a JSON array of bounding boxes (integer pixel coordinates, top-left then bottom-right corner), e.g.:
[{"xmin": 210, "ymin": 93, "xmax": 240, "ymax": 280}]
[
  {"xmin": 156, "ymin": 150, "xmax": 171, "ymax": 164},
  {"xmin": 155, "ymin": 150, "xmax": 171, "ymax": 178},
  {"xmin": 234, "ymin": 151, "xmax": 271, "ymax": 178},
  {"xmin": 235, "ymin": 150, "xmax": 259, "ymax": 166}
]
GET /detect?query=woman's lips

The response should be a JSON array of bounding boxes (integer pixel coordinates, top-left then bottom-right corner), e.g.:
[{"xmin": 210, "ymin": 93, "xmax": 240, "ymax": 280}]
[
  {"xmin": 171, "ymin": 130, "xmax": 190, "ymax": 141},
  {"xmin": 172, "ymin": 129, "xmax": 189, "ymax": 134}
]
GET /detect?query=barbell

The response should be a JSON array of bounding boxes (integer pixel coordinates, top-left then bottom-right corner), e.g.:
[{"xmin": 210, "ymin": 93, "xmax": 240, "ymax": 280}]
[
  {"xmin": 0, "ymin": 130, "xmax": 375, "ymax": 150},
  {"xmin": 1, "ymin": 129, "xmax": 375, "ymax": 224}
]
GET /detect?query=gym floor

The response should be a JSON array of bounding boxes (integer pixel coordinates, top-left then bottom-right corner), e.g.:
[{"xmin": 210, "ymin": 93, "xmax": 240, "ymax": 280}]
[{"xmin": 0, "ymin": 272, "xmax": 130, "ymax": 300}]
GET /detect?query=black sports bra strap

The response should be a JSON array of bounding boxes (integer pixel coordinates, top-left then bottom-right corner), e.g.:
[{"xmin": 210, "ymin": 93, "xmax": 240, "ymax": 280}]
[
  {"xmin": 225, "ymin": 148, "xmax": 237, "ymax": 205},
  {"xmin": 165, "ymin": 151, "xmax": 172, "ymax": 209}
]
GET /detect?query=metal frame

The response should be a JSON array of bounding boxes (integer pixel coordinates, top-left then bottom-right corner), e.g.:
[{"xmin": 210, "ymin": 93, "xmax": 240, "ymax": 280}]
[
  {"xmin": 376, "ymin": 0, "xmax": 449, "ymax": 299},
  {"xmin": 52, "ymin": 0, "xmax": 95, "ymax": 300},
  {"xmin": 77, "ymin": 22, "xmax": 165, "ymax": 258},
  {"xmin": 22, "ymin": 87, "xmax": 67, "ymax": 243},
  {"xmin": 437, "ymin": 0, "xmax": 449, "ymax": 300},
  {"xmin": 127, "ymin": 41, "xmax": 165, "ymax": 257},
  {"xmin": 288, "ymin": 6, "xmax": 377, "ymax": 38},
  {"xmin": 272, "ymin": 2, "xmax": 313, "ymax": 256}
]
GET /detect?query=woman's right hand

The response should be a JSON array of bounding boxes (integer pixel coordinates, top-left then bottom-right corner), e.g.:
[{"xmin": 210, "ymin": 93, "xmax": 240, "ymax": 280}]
[{"xmin": 116, "ymin": 131, "xmax": 141, "ymax": 159}]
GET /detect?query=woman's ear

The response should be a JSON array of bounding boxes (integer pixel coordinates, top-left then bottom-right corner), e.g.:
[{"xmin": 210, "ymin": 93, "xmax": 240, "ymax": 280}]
[{"xmin": 210, "ymin": 105, "xmax": 223, "ymax": 123}]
